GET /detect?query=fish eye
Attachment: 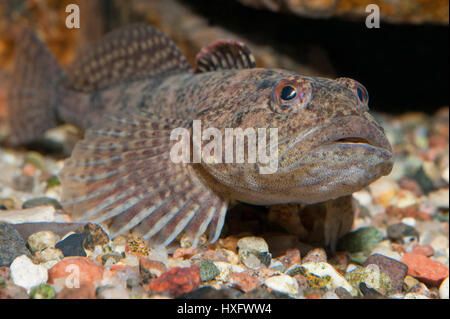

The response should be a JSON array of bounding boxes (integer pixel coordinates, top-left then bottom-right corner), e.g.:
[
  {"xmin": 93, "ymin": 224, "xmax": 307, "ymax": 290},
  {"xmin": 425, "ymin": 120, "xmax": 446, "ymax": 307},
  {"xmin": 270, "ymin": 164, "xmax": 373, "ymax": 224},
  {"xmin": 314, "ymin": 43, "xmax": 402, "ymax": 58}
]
[
  {"xmin": 280, "ymin": 85, "xmax": 297, "ymax": 101},
  {"xmin": 335, "ymin": 77, "xmax": 369, "ymax": 109},
  {"xmin": 356, "ymin": 85, "xmax": 368, "ymax": 104},
  {"xmin": 271, "ymin": 80, "xmax": 312, "ymax": 114}
]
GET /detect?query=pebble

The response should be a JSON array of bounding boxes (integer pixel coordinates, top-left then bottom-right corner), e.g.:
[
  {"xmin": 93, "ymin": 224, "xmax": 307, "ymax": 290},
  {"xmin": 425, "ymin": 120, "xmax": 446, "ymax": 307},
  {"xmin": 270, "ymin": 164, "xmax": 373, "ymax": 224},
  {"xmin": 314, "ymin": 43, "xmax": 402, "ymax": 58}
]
[
  {"xmin": 301, "ymin": 262, "xmax": 355, "ymax": 296},
  {"xmin": 0, "ymin": 282, "xmax": 29, "ymax": 299},
  {"xmin": 387, "ymin": 222, "xmax": 419, "ymax": 243},
  {"xmin": 411, "ymin": 244, "xmax": 434, "ymax": 257},
  {"xmin": 370, "ymin": 241, "xmax": 402, "ymax": 261},
  {"xmin": 100, "ymin": 253, "xmax": 122, "ymax": 266},
  {"xmin": 277, "ymin": 248, "xmax": 301, "ymax": 268},
  {"xmin": 126, "ymin": 236, "xmax": 151, "ymax": 257},
  {"xmin": 29, "ymin": 283, "xmax": 56, "ymax": 299},
  {"xmin": 56, "ymin": 283, "xmax": 96, "ymax": 299},
  {"xmin": 408, "ymin": 281, "xmax": 437, "ymax": 298},
  {"xmin": 27, "ymin": 231, "xmax": 58, "ymax": 253},
  {"xmin": 139, "ymin": 257, "xmax": 167, "ymax": 280},
  {"xmin": 345, "ymin": 265, "xmax": 392, "ymax": 296},
  {"xmin": 401, "ymin": 252, "xmax": 449, "ymax": 286},
  {"xmin": 229, "ymin": 271, "xmax": 262, "ymax": 292},
  {"xmin": 198, "ymin": 259, "xmax": 220, "ymax": 281},
  {"xmin": 78, "ymin": 223, "xmax": 109, "ymax": 251},
  {"xmin": 269, "ymin": 260, "xmax": 285, "ymax": 272},
  {"xmin": 22, "ymin": 197, "xmax": 62, "ymax": 210},
  {"xmin": 33, "ymin": 247, "xmax": 64, "ymax": 265},
  {"xmin": 24, "ymin": 152, "xmax": 46, "ymax": 171},
  {"xmin": 214, "ymin": 262, "xmax": 245, "ymax": 282},
  {"xmin": 0, "ymin": 197, "xmax": 18, "ymax": 210},
  {"xmin": 302, "ymin": 248, "xmax": 327, "ymax": 263},
  {"xmin": 439, "ymin": 277, "xmax": 449, "ymax": 299},
  {"xmin": 0, "ymin": 206, "xmax": 56, "ymax": 224},
  {"xmin": 10, "ymin": 255, "xmax": 48, "ymax": 292},
  {"xmin": 47, "ymin": 257, "xmax": 104, "ymax": 289},
  {"xmin": 427, "ymin": 188, "xmax": 449, "ymax": 209},
  {"xmin": 364, "ymin": 254, "xmax": 408, "ymax": 293},
  {"xmin": 0, "ymin": 222, "xmax": 31, "ymax": 266},
  {"xmin": 148, "ymin": 264, "xmax": 200, "ymax": 296},
  {"xmin": 264, "ymin": 274, "xmax": 299, "ymax": 296},
  {"xmin": 97, "ymin": 285, "xmax": 130, "ymax": 299},
  {"xmin": 46, "ymin": 175, "xmax": 61, "ymax": 189},
  {"xmin": 403, "ymin": 276, "xmax": 421, "ymax": 292},
  {"xmin": 369, "ymin": 178, "xmax": 398, "ymax": 206},
  {"xmin": 237, "ymin": 236, "xmax": 271, "ymax": 269},
  {"xmin": 430, "ymin": 235, "xmax": 449, "ymax": 253},
  {"xmin": 337, "ymin": 227, "xmax": 384, "ymax": 253},
  {"xmin": 403, "ymin": 292, "xmax": 430, "ymax": 299},
  {"xmin": 55, "ymin": 233, "xmax": 86, "ymax": 257}
]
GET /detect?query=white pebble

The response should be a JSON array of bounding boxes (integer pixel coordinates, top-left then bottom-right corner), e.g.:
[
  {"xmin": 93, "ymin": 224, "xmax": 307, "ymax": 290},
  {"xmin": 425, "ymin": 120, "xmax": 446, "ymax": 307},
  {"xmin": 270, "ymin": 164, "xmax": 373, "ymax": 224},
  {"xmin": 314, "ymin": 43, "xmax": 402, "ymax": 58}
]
[
  {"xmin": 401, "ymin": 217, "xmax": 416, "ymax": 227},
  {"xmin": 10, "ymin": 255, "xmax": 48, "ymax": 292},
  {"xmin": 264, "ymin": 274, "xmax": 299, "ymax": 296},
  {"xmin": 439, "ymin": 277, "xmax": 449, "ymax": 299},
  {"xmin": 237, "ymin": 236, "xmax": 269, "ymax": 252},
  {"xmin": 0, "ymin": 206, "xmax": 55, "ymax": 224}
]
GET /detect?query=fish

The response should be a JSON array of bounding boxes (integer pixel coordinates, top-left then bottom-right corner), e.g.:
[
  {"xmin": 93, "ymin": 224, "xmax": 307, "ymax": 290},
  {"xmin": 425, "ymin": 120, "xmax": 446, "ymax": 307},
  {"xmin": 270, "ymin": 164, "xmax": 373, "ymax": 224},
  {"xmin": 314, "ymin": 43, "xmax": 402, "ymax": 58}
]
[{"xmin": 7, "ymin": 24, "xmax": 394, "ymax": 250}]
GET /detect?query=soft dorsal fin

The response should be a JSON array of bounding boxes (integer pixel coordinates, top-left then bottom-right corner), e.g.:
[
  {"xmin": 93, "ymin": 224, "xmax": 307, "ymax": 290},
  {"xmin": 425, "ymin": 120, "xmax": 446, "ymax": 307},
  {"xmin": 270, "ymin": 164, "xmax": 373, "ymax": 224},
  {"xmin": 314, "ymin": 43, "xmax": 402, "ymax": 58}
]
[
  {"xmin": 194, "ymin": 40, "xmax": 256, "ymax": 73},
  {"xmin": 66, "ymin": 24, "xmax": 192, "ymax": 91}
]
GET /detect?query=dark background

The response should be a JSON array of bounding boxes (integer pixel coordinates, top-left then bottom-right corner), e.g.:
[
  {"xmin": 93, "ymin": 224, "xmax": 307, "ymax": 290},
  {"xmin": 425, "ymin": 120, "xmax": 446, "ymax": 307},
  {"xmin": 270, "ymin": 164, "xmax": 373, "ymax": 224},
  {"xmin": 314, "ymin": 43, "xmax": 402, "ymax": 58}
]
[{"xmin": 179, "ymin": 0, "xmax": 448, "ymax": 114}]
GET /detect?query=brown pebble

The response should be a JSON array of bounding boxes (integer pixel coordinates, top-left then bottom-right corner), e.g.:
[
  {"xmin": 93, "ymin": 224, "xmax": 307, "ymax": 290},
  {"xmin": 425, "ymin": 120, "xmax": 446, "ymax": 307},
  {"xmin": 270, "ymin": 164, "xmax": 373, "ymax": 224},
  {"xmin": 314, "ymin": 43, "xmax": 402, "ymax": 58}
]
[
  {"xmin": 364, "ymin": 253, "xmax": 408, "ymax": 293},
  {"xmin": 302, "ymin": 248, "xmax": 327, "ymax": 264}
]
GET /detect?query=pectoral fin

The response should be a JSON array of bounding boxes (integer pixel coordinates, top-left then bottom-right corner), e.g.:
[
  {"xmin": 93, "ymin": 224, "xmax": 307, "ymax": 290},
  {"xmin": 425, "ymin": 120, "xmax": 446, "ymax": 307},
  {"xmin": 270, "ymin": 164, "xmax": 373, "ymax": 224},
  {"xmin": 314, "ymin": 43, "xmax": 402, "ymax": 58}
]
[{"xmin": 59, "ymin": 110, "xmax": 228, "ymax": 246}]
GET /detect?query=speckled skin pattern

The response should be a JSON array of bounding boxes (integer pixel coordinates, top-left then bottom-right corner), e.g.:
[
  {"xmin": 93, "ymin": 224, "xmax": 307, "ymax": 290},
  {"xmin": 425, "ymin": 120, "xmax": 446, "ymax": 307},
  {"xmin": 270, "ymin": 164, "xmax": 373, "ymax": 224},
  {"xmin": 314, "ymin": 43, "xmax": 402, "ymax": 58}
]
[
  {"xmin": 62, "ymin": 68, "xmax": 392, "ymax": 204},
  {"xmin": 9, "ymin": 25, "xmax": 393, "ymax": 249}
]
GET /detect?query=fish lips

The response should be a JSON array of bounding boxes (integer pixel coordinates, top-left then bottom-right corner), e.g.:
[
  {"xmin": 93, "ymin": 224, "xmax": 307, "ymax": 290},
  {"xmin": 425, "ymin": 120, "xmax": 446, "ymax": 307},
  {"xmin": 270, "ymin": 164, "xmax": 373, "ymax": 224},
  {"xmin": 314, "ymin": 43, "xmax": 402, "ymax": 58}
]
[{"xmin": 279, "ymin": 115, "xmax": 394, "ymax": 175}]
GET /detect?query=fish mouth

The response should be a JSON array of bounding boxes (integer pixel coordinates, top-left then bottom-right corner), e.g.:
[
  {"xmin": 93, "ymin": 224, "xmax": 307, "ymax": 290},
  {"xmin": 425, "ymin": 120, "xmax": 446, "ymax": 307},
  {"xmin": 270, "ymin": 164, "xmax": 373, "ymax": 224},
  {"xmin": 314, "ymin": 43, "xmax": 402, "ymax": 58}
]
[{"xmin": 279, "ymin": 115, "xmax": 394, "ymax": 172}]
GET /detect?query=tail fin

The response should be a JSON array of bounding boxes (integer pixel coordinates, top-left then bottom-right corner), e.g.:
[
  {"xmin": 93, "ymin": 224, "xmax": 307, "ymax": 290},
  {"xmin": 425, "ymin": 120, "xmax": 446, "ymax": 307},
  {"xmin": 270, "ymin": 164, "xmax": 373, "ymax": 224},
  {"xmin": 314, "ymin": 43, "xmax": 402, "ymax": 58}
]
[{"xmin": 7, "ymin": 29, "xmax": 66, "ymax": 145}]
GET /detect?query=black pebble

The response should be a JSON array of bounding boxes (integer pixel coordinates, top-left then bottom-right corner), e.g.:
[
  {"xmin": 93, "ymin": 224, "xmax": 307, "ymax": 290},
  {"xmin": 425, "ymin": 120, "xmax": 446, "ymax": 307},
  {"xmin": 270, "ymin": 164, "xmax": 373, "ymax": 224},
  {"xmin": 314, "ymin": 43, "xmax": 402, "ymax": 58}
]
[{"xmin": 55, "ymin": 233, "xmax": 86, "ymax": 257}]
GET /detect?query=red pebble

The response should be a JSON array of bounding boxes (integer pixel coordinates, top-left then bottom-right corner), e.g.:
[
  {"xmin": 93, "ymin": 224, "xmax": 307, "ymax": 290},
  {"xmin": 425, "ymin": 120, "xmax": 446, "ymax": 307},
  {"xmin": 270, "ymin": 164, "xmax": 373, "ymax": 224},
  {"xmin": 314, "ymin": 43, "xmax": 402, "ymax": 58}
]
[
  {"xmin": 401, "ymin": 253, "xmax": 449, "ymax": 286},
  {"xmin": 48, "ymin": 257, "xmax": 104, "ymax": 286},
  {"xmin": 148, "ymin": 265, "xmax": 200, "ymax": 296},
  {"xmin": 229, "ymin": 271, "xmax": 262, "ymax": 292},
  {"xmin": 278, "ymin": 248, "xmax": 301, "ymax": 268}
]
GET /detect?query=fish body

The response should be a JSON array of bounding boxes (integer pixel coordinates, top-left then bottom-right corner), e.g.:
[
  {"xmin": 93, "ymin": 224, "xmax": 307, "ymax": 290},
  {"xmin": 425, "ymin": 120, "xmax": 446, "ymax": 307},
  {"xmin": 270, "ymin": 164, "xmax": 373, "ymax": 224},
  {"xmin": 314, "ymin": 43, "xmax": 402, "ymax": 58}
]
[{"xmin": 8, "ymin": 24, "xmax": 393, "ymax": 250}]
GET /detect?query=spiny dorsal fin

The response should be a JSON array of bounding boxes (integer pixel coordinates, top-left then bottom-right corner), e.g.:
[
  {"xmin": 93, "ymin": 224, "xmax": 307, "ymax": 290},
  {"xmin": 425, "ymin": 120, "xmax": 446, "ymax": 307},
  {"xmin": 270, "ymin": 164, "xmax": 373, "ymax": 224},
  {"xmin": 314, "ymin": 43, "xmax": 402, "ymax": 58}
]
[
  {"xmin": 59, "ymin": 109, "xmax": 228, "ymax": 247},
  {"xmin": 194, "ymin": 40, "xmax": 256, "ymax": 73},
  {"xmin": 66, "ymin": 24, "xmax": 192, "ymax": 91}
]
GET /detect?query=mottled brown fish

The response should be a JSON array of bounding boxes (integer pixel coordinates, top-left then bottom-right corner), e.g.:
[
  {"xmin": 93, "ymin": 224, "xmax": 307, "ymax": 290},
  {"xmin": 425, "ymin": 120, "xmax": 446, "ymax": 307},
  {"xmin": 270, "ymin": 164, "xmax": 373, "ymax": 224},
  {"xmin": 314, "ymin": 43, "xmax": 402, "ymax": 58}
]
[{"xmin": 8, "ymin": 24, "xmax": 393, "ymax": 250}]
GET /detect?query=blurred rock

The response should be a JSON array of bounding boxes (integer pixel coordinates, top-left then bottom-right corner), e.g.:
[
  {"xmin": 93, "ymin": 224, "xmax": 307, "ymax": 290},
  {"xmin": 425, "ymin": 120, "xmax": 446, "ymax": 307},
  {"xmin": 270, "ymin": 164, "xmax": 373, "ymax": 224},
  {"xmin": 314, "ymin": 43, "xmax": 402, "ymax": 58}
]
[
  {"xmin": 238, "ymin": 0, "xmax": 448, "ymax": 24},
  {"xmin": 0, "ymin": 223, "xmax": 31, "ymax": 266}
]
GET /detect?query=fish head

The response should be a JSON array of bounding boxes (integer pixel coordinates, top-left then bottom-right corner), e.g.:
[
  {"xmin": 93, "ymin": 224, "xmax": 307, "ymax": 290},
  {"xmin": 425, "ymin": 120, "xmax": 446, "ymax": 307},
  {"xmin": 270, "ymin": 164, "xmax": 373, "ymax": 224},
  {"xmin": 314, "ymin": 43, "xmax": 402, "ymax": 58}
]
[{"xmin": 193, "ymin": 69, "xmax": 393, "ymax": 204}]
